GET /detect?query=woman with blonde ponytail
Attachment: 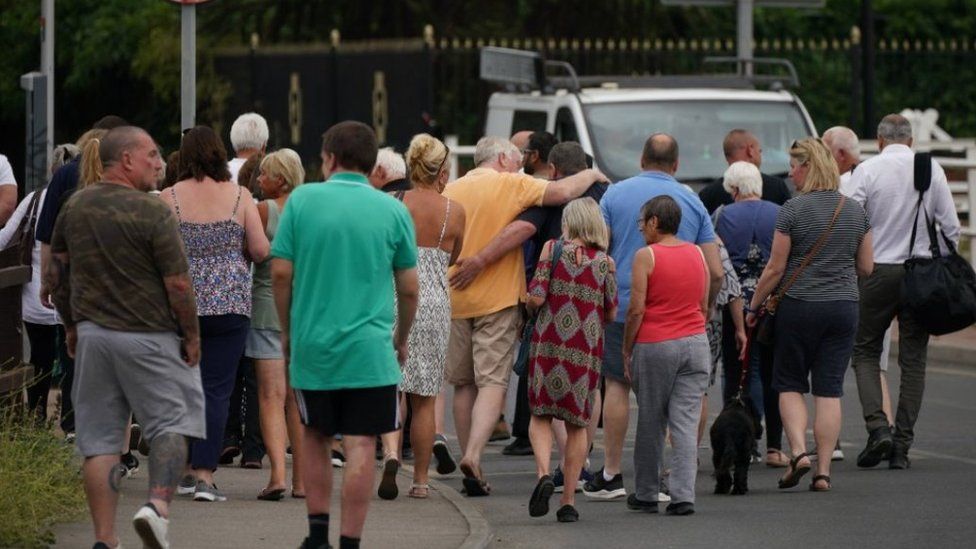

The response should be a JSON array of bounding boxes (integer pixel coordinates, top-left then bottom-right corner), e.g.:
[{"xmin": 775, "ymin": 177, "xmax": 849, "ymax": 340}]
[
  {"xmin": 376, "ymin": 133, "xmax": 466, "ymax": 501},
  {"xmin": 77, "ymin": 129, "xmax": 108, "ymax": 189}
]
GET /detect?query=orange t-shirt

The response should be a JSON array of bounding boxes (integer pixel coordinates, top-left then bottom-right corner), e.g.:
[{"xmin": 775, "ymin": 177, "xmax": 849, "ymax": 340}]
[{"xmin": 443, "ymin": 167, "xmax": 548, "ymax": 319}]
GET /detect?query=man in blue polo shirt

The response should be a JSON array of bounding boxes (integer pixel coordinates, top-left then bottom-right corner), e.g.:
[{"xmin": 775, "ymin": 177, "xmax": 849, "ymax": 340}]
[
  {"xmin": 272, "ymin": 121, "xmax": 419, "ymax": 549},
  {"xmin": 583, "ymin": 132, "xmax": 723, "ymax": 502}
]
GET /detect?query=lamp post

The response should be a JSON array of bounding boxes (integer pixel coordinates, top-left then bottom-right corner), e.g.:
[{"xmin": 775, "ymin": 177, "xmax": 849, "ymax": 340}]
[{"xmin": 167, "ymin": 1, "xmax": 214, "ymax": 131}]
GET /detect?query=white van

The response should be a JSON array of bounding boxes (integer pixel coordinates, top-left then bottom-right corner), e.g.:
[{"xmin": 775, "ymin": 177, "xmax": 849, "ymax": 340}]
[{"xmin": 481, "ymin": 47, "xmax": 818, "ymax": 187}]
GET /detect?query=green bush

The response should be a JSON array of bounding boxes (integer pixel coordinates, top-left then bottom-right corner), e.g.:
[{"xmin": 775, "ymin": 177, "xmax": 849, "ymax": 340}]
[{"xmin": 0, "ymin": 414, "xmax": 85, "ymax": 548}]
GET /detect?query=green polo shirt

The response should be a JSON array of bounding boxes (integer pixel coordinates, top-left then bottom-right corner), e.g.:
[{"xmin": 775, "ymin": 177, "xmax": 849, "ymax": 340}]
[{"xmin": 272, "ymin": 172, "xmax": 417, "ymax": 390}]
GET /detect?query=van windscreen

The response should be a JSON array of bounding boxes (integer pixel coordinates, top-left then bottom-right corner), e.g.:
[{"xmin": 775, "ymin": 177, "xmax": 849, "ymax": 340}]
[{"xmin": 583, "ymin": 100, "xmax": 811, "ymax": 183}]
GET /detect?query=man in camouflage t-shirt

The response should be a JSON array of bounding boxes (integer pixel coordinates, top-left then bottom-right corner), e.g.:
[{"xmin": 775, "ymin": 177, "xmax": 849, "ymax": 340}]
[{"xmin": 47, "ymin": 126, "xmax": 204, "ymax": 549}]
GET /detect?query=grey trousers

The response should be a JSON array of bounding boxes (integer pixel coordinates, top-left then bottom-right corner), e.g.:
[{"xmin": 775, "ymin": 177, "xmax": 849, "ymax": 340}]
[
  {"xmin": 631, "ymin": 334, "xmax": 710, "ymax": 504},
  {"xmin": 851, "ymin": 264, "xmax": 930, "ymax": 449}
]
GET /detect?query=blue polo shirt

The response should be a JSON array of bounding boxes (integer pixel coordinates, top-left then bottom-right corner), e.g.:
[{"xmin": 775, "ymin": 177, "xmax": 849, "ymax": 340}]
[
  {"xmin": 599, "ymin": 171, "xmax": 715, "ymax": 323},
  {"xmin": 272, "ymin": 172, "xmax": 417, "ymax": 390}
]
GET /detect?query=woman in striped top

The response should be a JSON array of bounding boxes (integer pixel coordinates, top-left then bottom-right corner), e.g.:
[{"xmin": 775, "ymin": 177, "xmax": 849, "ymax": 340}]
[{"xmin": 746, "ymin": 138, "xmax": 874, "ymax": 492}]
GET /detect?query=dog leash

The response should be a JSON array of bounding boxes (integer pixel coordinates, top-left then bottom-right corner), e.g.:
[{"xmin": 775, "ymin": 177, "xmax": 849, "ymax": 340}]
[{"xmin": 733, "ymin": 324, "xmax": 757, "ymax": 402}]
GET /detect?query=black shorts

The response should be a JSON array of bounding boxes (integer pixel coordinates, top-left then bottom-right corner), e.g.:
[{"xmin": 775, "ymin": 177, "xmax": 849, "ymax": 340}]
[
  {"xmin": 772, "ymin": 297, "xmax": 858, "ymax": 398},
  {"xmin": 294, "ymin": 385, "xmax": 399, "ymax": 437}
]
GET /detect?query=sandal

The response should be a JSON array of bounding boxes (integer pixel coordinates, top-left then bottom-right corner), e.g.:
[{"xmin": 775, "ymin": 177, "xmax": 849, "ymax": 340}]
[
  {"xmin": 257, "ymin": 487, "xmax": 285, "ymax": 501},
  {"xmin": 809, "ymin": 475, "xmax": 831, "ymax": 492},
  {"xmin": 777, "ymin": 452, "xmax": 813, "ymax": 490},
  {"xmin": 766, "ymin": 449, "xmax": 789, "ymax": 468},
  {"xmin": 408, "ymin": 484, "xmax": 430, "ymax": 499},
  {"xmin": 459, "ymin": 462, "xmax": 491, "ymax": 497},
  {"xmin": 378, "ymin": 457, "xmax": 400, "ymax": 500}
]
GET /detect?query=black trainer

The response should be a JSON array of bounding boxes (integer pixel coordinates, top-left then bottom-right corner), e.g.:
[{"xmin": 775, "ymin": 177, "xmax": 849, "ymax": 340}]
[
  {"xmin": 626, "ymin": 493, "xmax": 658, "ymax": 513},
  {"xmin": 502, "ymin": 437, "xmax": 534, "ymax": 456},
  {"xmin": 666, "ymin": 502, "xmax": 695, "ymax": 516},
  {"xmin": 582, "ymin": 468, "xmax": 626, "ymax": 500},
  {"xmin": 528, "ymin": 475, "xmax": 555, "ymax": 517},
  {"xmin": 889, "ymin": 446, "xmax": 911, "ymax": 470},
  {"xmin": 556, "ymin": 504, "xmax": 580, "ymax": 522},
  {"xmin": 857, "ymin": 426, "xmax": 893, "ymax": 468},
  {"xmin": 121, "ymin": 452, "xmax": 139, "ymax": 477}
]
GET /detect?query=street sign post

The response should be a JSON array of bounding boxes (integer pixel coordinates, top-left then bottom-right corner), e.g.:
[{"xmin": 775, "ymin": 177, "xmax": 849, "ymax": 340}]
[
  {"xmin": 661, "ymin": 1, "xmax": 825, "ymax": 75},
  {"xmin": 167, "ymin": 1, "xmax": 215, "ymax": 130}
]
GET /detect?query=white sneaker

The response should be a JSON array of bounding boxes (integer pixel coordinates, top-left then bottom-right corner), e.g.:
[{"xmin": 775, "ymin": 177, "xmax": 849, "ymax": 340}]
[
  {"xmin": 832, "ymin": 447, "xmax": 845, "ymax": 461},
  {"xmin": 133, "ymin": 504, "xmax": 169, "ymax": 549},
  {"xmin": 658, "ymin": 492, "xmax": 671, "ymax": 503}
]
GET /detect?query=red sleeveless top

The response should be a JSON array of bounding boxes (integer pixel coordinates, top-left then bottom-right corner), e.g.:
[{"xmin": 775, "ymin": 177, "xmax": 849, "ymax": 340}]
[{"xmin": 636, "ymin": 243, "xmax": 707, "ymax": 344}]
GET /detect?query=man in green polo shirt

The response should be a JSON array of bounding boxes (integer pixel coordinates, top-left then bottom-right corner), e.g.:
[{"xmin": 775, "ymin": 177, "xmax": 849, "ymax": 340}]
[{"xmin": 272, "ymin": 121, "xmax": 418, "ymax": 549}]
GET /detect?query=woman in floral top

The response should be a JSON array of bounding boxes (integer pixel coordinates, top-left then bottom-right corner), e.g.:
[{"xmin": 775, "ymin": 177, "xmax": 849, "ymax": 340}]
[{"xmin": 524, "ymin": 198, "xmax": 617, "ymax": 523}]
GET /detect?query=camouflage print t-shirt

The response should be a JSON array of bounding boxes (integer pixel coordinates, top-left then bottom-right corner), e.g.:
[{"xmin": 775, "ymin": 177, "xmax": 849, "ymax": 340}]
[{"xmin": 50, "ymin": 182, "xmax": 189, "ymax": 332}]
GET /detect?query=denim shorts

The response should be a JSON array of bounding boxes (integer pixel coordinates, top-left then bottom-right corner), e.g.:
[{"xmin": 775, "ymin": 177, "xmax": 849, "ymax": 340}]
[
  {"xmin": 773, "ymin": 297, "xmax": 858, "ymax": 398},
  {"xmin": 602, "ymin": 322, "xmax": 626, "ymax": 382},
  {"xmin": 244, "ymin": 328, "xmax": 283, "ymax": 360}
]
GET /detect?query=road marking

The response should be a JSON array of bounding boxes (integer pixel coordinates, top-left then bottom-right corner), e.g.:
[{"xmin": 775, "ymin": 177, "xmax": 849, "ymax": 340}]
[
  {"xmin": 908, "ymin": 448, "xmax": 976, "ymax": 467},
  {"xmin": 929, "ymin": 366, "xmax": 976, "ymax": 378}
]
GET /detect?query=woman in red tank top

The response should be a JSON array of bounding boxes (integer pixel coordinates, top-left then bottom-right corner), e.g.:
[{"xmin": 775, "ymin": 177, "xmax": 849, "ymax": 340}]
[{"xmin": 622, "ymin": 195, "xmax": 711, "ymax": 514}]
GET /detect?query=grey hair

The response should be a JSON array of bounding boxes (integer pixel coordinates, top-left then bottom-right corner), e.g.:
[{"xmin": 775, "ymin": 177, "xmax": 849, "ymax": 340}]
[
  {"xmin": 474, "ymin": 136, "xmax": 518, "ymax": 167},
  {"xmin": 374, "ymin": 147, "xmax": 406, "ymax": 179},
  {"xmin": 50, "ymin": 143, "xmax": 81, "ymax": 175},
  {"xmin": 722, "ymin": 161, "xmax": 763, "ymax": 198},
  {"xmin": 230, "ymin": 112, "xmax": 269, "ymax": 152},
  {"xmin": 877, "ymin": 114, "xmax": 912, "ymax": 143},
  {"xmin": 822, "ymin": 126, "xmax": 861, "ymax": 159}
]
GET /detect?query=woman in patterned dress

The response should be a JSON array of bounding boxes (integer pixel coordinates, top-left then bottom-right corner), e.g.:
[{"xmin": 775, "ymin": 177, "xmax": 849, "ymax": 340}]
[
  {"xmin": 377, "ymin": 134, "xmax": 466, "ymax": 500},
  {"xmin": 525, "ymin": 197, "xmax": 617, "ymax": 523}
]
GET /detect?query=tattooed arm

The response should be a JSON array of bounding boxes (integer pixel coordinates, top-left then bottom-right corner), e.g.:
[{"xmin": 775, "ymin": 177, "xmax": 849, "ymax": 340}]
[{"xmin": 163, "ymin": 272, "xmax": 200, "ymax": 366}]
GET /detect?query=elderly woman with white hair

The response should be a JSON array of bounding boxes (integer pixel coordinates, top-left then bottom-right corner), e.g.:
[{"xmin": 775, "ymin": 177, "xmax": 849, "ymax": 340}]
[{"xmin": 714, "ymin": 160, "xmax": 787, "ymax": 468}]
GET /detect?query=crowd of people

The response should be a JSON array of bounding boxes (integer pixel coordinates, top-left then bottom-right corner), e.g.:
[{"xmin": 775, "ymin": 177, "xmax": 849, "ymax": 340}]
[{"xmin": 0, "ymin": 109, "xmax": 962, "ymax": 548}]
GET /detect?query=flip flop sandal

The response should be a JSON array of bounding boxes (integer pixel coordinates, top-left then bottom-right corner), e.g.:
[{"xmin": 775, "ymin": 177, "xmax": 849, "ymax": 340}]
[
  {"xmin": 809, "ymin": 475, "xmax": 832, "ymax": 492},
  {"xmin": 291, "ymin": 490, "xmax": 305, "ymax": 499},
  {"xmin": 378, "ymin": 458, "xmax": 400, "ymax": 500},
  {"xmin": 778, "ymin": 452, "xmax": 813, "ymax": 490},
  {"xmin": 460, "ymin": 463, "xmax": 491, "ymax": 497},
  {"xmin": 408, "ymin": 484, "xmax": 430, "ymax": 499},
  {"xmin": 257, "ymin": 487, "xmax": 285, "ymax": 501},
  {"xmin": 528, "ymin": 475, "xmax": 555, "ymax": 517}
]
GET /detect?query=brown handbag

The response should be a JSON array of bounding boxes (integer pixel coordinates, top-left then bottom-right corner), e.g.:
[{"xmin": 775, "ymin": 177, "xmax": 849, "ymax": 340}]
[{"xmin": 755, "ymin": 196, "xmax": 847, "ymax": 345}]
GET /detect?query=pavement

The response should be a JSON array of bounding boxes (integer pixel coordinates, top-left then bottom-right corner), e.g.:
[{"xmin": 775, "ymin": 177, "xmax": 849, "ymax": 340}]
[
  {"xmin": 53, "ymin": 326, "xmax": 976, "ymax": 548},
  {"xmin": 54, "ymin": 457, "xmax": 480, "ymax": 549}
]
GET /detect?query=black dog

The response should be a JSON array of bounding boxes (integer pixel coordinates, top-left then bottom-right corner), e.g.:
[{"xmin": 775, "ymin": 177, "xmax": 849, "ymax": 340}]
[{"xmin": 710, "ymin": 396, "xmax": 763, "ymax": 495}]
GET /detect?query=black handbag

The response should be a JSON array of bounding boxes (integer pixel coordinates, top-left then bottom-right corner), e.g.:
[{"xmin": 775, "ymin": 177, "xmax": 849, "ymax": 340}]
[
  {"xmin": 754, "ymin": 196, "xmax": 847, "ymax": 346},
  {"xmin": 513, "ymin": 239, "xmax": 564, "ymax": 377},
  {"xmin": 901, "ymin": 153, "xmax": 976, "ymax": 335}
]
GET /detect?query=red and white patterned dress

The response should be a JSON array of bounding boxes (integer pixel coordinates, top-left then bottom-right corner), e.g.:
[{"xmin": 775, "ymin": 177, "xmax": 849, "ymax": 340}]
[{"xmin": 527, "ymin": 240, "xmax": 617, "ymax": 427}]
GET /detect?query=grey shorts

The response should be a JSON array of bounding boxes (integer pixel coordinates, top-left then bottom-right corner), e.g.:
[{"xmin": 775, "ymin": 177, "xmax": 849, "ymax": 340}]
[
  {"xmin": 73, "ymin": 321, "xmax": 206, "ymax": 457},
  {"xmin": 602, "ymin": 322, "xmax": 626, "ymax": 382},
  {"xmin": 245, "ymin": 327, "xmax": 283, "ymax": 360}
]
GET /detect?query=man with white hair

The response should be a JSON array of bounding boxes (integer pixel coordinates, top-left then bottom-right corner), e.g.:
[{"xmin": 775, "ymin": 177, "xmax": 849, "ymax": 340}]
[
  {"xmin": 849, "ymin": 114, "xmax": 961, "ymax": 471},
  {"xmin": 368, "ymin": 147, "xmax": 409, "ymax": 192},
  {"xmin": 824, "ymin": 126, "xmax": 894, "ymax": 445},
  {"xmin": 228, "ymin": 112, "xmax": 269, "ymax": 183},
  {"xmin": 822, "ymin": 126, "xmax": 861, "ymax": 196},
  {"xmin": 443, "ymin": 136, "xmax": 607, "ymax": 497}
]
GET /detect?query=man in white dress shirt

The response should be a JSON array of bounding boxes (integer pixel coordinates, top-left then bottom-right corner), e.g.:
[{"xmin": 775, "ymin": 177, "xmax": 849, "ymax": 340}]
[{"xmin": 848, "ymin": 114, "xmax": 961, "ymax": 471}]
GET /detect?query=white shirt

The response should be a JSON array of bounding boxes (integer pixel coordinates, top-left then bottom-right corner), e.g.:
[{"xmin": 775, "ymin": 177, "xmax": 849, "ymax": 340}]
[
  {"xmin": 838, "ymin": 167, "xmax": 856, "ymax": 197},
  {"xmin": 0, "ymin": 154, "xmax": 15, "ymax": 187},
  {"xmin": 0, "ymin": 189, "xmax": 59, "ymax": 325},
  {"xmin": 228, "ymin": 157, "xmax": 246, "ymax": 184},
  {"xmin": 849, "ymin": 143, "xmax": 961, "ymax": 264}
]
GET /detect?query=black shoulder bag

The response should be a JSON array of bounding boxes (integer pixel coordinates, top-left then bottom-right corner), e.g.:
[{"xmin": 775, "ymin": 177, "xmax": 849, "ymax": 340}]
[
  {"xmin": 513, "ymin": 239, "xmax": 564, "ymax": 378},
  {"xmin": 901, "ymin": 153, "xmax": 976, "ymax": 335}
]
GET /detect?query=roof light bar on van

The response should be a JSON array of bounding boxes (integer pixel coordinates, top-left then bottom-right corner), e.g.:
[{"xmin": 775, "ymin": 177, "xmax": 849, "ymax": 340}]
[{"xmin": 479, "ymin": 47, "xmax": 545, "ymax": 91}]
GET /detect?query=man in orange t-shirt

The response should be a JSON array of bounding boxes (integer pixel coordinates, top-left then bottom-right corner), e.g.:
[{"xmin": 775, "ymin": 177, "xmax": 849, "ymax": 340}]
[{"xmin": 442, "ymin": 136, "xmax": 607, "ymax": 496}]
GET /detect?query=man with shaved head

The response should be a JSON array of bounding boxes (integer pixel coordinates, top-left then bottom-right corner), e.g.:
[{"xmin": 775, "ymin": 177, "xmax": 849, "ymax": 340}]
[
  {"xmin": 849, "ymin": 114, "xmax": 961, "ymax": 471},
  {"xmin": 698, "ymin": 129, "xmax": 793, "ymax": 214},
  {"xmin": 47, "ymin": 126, "xmax": 204, "ymax": 549},
  {"xmin": 587, "ymin": 133, "xmax": 723, "ymax": 511}
]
